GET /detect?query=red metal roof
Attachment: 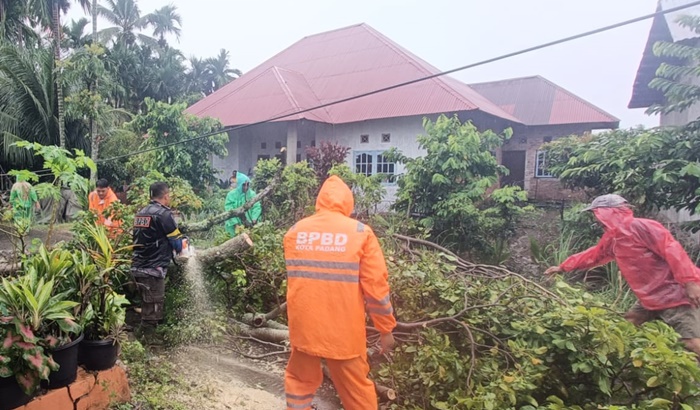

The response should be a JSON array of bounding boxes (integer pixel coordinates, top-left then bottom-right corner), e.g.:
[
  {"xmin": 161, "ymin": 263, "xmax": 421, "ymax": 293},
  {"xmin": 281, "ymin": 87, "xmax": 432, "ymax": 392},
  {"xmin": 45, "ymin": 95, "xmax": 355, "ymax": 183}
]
[
  {"xmin": 187, "ymin": 24, "xmax": 521, "ymax": 126},
  {"xmin": 470, "ymin": 76, "xmax": 619, "ymax": 128}
]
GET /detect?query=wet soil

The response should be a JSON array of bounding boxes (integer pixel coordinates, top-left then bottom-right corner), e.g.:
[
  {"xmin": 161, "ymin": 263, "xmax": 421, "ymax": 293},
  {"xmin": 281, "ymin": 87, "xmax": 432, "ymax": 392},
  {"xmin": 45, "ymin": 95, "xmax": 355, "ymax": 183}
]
[{"xmin": 168, "ymin": 345, "xmax": 342, "ymax": 409}]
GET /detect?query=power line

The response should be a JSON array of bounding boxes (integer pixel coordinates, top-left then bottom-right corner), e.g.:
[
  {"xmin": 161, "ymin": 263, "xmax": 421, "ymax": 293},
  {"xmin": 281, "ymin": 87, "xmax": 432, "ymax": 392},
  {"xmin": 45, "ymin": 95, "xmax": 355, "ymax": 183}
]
[{"xmin": 98, "ymin": 1, "xmax": 700, "ymax": 164}]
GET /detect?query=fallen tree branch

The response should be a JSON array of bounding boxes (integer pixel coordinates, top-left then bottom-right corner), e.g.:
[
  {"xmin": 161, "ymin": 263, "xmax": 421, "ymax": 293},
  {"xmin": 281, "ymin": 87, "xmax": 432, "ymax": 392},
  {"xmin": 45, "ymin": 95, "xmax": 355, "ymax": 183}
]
[
  {"xmin": 224, "ymin": 345, "xmax": 291, "ymax": 359},
  {"xmin": 180, "ymin": 174, "xmax": 281, "ymax": 233},
  {"xmin": 230, "ymin": 319, "xmax": 290, "ymax": 344},
  {"xmin": 226, "ymin": 334, "xmax": 288, "ymax": 350},
  {"xmin": 394, "ymin": 233, "xmax": 567, "ymax": 305},
  {"xmin": 175, "ymin": 233, "xmax": 253, "ymax": 266},
  {"xmin": 241, "ymin": 302, "xmax": 288, "ymax": 328}
]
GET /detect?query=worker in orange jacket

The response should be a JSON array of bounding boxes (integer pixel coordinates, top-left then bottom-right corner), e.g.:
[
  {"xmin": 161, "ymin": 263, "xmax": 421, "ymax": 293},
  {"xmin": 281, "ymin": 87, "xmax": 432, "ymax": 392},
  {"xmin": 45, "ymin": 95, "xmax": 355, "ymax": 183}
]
[
  {"xmin": 88, "ymin": 178, "xmax": 122, "ymax": 231},
  {"xmin": 283, "ymin": 175, "xmax": 396, "ymax": 410}
]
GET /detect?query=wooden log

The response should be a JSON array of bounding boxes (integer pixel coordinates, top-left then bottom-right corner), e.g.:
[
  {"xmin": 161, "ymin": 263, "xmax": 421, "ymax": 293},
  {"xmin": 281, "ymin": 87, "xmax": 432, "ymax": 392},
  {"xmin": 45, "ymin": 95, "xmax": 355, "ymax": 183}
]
[
  {"xmin": 175, "ymin": 233, "xmax": 253, "ymax": 266},
  {"xmin": 241, "ymin": 302, "xmax": 288, "ymax": 328},
  {"xmin": 179, "ymin": 175, "xmax": 280, "ymax": 234},
  {"xmin": 375, "ymin": 384, "xmax": 397, "ymax": 402},
  {"xmin": 231, "ymin": 319, "xmax": 290, "ymax": 344},
  {"xmin": 241, "ymin": 313, "xmax": 289, "ymax": 330}
]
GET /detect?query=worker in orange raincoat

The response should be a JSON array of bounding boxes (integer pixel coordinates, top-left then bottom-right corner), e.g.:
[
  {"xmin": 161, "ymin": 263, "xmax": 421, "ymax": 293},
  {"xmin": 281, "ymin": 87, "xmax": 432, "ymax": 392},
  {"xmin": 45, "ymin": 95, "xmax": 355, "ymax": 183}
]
[
  {"xmin": 283, "ymin": 175, "xmax": 396, "ymax": 410},
  {"xmin": 546, "ymin": 194, "xmax": 700, "ymax": 357},
  {"xmin": 88, "ymin": 178, "xmax": 122, "ymax": 231}
]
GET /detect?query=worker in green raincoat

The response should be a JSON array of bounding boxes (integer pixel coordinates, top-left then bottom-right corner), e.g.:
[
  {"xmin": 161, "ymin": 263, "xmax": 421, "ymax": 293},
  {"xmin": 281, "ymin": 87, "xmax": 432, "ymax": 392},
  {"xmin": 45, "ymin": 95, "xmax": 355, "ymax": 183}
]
[
  {"xmin": 224, "ymin": 173, "xmax": 262, "ymax": 237},
  {"xmin": 9, "ymin": 178, "xmax": 40, "ymax": 224}
]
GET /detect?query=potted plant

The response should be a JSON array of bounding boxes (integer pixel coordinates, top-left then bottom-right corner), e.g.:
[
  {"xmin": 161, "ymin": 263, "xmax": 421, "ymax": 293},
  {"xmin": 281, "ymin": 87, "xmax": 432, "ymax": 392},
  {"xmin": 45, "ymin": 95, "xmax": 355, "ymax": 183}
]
[
  {"xmin": 18, "ymin": 246, "xmax": 85, "ymax": 388},
  {"xmin": 72, "ymin": 222, "xmax": 131, "ymax": 370},
  {"xmin": 0, "ymin": 312, "xmax": 56, "ymax": 410},
  {"xmin": 0, "ymin": 272, "xmax": 81, "ymax": 397}
]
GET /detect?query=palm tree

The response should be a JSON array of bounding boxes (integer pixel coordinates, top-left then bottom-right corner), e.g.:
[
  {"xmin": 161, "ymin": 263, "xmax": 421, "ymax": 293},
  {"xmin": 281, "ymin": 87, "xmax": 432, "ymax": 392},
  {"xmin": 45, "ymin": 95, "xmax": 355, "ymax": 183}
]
[
  {"xmin": 146, "ymin": 46, "xmax": 185, "ymax": 103},
  {"xmin": 185, "ymin": 56, "xmax": 211, "ymax": 97},
  {"xmin": 0, "ymin": 0, "xmax": 37, "ymax": 46},
  {"xmin": 29, "ymin": 0, "xmax": 91, "ymax": 149},
  {"xmin": 97, "ymin": 0, "xmax": 154, "ymax": 47},
  {"xmin": 91, "ymin": 0, "xmax": 97, "ymax": 41},
  {"xmin": 64, "ymin": 17, "xmax": 90, "ymax": 49},
  {"xmin": 0, "ymin": 46, "xmax": 58, "ymax": 165},
  {"xmin": 147, "ymin": 4, "xmax": 181, "ymax": 47},
  {"xmin": 206, "ymin": 49, "xmax": 241, "ymax": 93}
]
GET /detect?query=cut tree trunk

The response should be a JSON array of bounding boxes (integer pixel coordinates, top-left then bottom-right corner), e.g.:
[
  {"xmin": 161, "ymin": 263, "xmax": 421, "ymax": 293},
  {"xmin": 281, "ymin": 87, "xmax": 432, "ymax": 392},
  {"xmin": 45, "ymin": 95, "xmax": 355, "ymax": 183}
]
[
  {"xmin": 232, "ymin": 320, "xmax": 290, "ymax": 344},
  {"xmin": 175, "ymin": 233, "xmax": 253, "ymax": 267},
  {"xmin": 242, "ymin": 302, "xmax": 287, "ymax": 328}
]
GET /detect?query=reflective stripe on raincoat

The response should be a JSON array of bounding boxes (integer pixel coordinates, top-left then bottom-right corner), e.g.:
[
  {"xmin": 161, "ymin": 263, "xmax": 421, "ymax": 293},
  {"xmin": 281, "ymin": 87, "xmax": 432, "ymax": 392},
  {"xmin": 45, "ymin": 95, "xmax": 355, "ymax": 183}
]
[
  {"xmin": 560, "ymin": 206, "xmax": 700, "ymax": 310},
  {"xmin": 224, "ymin": 173, "xmax": 262, "ymax": 236},
  {"xmin": 283, "ymin": 175, "xmax": 396, "ymax": 360}
]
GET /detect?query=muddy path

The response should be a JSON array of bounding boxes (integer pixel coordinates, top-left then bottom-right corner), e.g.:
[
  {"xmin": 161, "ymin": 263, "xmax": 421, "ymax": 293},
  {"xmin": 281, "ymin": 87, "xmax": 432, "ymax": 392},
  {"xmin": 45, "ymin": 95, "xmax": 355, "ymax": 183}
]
[{"xmin": 168, "ymin": 345, "xmax": 342, "ymax": 409}]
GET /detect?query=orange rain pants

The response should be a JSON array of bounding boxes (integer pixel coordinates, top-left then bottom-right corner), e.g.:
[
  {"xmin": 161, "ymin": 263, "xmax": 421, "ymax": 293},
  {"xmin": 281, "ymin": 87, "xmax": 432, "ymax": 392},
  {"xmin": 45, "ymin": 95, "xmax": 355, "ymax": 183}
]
[{"xmin": 285, "ymin": 348, "xmax": 376, "ymax": 410}]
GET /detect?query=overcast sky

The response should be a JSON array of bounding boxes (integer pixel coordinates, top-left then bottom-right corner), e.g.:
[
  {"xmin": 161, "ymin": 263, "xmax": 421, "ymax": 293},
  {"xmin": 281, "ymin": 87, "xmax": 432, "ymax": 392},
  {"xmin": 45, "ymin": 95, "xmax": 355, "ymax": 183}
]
[{"xmin": 68, "ymin": 0, "xmax": 664, "ymax": 128}]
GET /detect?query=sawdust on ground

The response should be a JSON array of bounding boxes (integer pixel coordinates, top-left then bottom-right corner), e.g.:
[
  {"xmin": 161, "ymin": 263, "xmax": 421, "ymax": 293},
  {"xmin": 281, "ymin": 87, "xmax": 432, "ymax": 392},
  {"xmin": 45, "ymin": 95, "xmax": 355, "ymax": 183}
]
[{"xmin": 168, "ymin": 345, "xmax": 342, "ymax": 409}]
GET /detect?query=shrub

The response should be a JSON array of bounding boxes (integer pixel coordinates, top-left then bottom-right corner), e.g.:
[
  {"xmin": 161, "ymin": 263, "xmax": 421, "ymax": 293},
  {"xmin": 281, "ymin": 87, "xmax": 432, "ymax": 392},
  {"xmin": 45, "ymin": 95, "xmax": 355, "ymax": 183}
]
[
  {"xmin": 305, "ymin": 141, "xmax": 351, "ymax": 184},
  {"xmin": 376, "ymin": 244, "xmax": 700, "ymax": 409}
]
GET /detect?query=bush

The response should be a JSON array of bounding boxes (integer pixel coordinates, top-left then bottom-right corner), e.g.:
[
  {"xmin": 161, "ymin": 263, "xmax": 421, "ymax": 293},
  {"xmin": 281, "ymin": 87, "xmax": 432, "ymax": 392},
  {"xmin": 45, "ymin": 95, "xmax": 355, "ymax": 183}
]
[
  {"xmin": 305, "ymin": 141, "xmax": 351, "ymax": 184},
  {"xmin": 251, "ymin": 158, "xmax": 318, "ymax": 226},
  {"xmin": 387, "ymin": 115, "xmax": 530, "ymax": 259},
  {"xmin": 127, "ymin": 170, "xmax": 203, "ymax": 217},
  {"xmin": 376, "ymin": 243, "xmax": 700, "ymax": 410}
]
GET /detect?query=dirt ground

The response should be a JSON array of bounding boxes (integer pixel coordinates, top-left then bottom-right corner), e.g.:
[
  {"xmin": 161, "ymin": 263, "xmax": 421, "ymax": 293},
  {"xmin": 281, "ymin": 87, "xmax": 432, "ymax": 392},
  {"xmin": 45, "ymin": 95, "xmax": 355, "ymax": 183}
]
[
  {"xmin": 505, "ymin": 208, "xmax": 562, "ymax": 276},
  {"xmin": 0, "ymin": 223, "xmax": 75, "ymax": 253},
  {"xmin": 167, "ymin": 346, "xmax": 342, "ymax": 409}
]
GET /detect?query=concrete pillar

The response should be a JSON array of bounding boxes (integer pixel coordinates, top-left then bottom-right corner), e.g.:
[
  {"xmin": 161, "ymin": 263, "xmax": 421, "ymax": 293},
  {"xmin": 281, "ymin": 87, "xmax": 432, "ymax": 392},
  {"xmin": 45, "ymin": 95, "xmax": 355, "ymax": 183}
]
[{"xmin": 286, "ymin": 121, "xmax": 298, "ymax": 164}]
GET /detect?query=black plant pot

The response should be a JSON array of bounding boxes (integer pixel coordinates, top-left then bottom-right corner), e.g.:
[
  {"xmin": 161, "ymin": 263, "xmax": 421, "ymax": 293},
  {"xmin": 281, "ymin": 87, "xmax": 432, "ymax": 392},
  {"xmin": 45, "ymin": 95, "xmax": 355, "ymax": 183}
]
[
  {"xmin": 79, "ymin": 338, "xmax": 119, "ymax": 371},
  {"xmin": 0, "ymin": 375, "xmax": 33, "ymax": 410},
  {"xmin": 43, "ymin": 333, "xmax": 84, "ymax": 389}
]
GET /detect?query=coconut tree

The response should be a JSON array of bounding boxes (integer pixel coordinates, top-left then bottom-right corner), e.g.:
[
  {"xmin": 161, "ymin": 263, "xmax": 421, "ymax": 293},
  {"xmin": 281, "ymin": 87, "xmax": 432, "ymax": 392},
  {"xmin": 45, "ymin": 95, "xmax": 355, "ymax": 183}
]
[
  {"xmin": 64, "ymin": 17, "xmax": 90, "ymax": 49},
  {"xmin": 185, "ymin": 56, "xmax": 211, "ymax": 97},
  {"xmin": 0, "ymin": 46, "xmax": 57, "ymax": 166},
  {"xmin": 97, "ymin": 0, "xmax": 153, "ymax": 47},
  {"xmin": 29, "ymin": 0, "xmax": 91, "ymax": 149},
  {"xmin": 147, "ymin": 4, "xmax": 181, "ymax": 47},
  {"xmin": 0, "ymin": 0, "xmax": 37, "ymax": 46},
  {"xmin": 145, "ymin": 46, "xmax": 185, "ymax": 103},
  {"xmin": 206, "ymin": 49, "xmax": 241, "ymax": 93}
]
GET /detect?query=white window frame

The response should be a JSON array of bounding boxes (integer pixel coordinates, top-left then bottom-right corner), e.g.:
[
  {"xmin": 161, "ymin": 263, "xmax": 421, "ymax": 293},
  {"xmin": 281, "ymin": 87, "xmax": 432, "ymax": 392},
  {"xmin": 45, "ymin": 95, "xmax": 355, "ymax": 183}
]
[
  {"xmin": 354, "ymin": 150, "xmax": 397, "ymax": 183},
  {"xmin": 535, "ymin": 150, "xmax": 554, "ymax": 178}
]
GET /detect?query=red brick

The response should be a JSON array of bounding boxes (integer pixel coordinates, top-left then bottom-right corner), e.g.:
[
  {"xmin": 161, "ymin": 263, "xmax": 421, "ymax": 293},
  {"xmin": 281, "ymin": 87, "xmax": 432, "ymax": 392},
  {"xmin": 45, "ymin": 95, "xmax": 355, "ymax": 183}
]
[
  {"xmin": 21, "ymin": 387, "xmax": 72, "ymax": 410},
  {"xmin": 76, "ymin": 366, "xmax": 130, "ymax": 410},
  {"xmin": 68, "ymin": 368, "xmax": 96, "ymax": 401}
]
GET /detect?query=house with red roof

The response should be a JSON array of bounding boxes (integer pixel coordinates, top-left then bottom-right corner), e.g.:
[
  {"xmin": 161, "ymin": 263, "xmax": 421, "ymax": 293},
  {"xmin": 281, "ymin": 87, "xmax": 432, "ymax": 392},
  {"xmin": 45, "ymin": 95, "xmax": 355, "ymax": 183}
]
[{"xmin": 187, "ymin": 23, "xmax": 618, "ymax": 202}]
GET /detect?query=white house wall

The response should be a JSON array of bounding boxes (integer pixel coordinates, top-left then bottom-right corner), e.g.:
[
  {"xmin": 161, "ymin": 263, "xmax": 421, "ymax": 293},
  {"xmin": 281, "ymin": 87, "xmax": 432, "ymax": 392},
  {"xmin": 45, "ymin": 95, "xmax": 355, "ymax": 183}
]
[{"xmin": 213, "ymin": 112, "xmax": 513, "ymax": 207}]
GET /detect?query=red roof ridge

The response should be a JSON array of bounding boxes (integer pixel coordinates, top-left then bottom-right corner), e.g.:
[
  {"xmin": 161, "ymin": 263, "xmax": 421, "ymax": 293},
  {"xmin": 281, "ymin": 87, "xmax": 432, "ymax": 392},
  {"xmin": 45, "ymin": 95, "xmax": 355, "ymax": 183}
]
[
  {"xmin": 271, "ymin": 67, "xmax": 335, "ymax": 122},
  {"xmin": 188, "ymin": 66, "xmax": 280, "ymax": 116},
  {"xmin": 299, "ymin": 22, "xmax": 368, "ymax": 40},
  {"xmin": 187, "ymin": 35, "xmax": 316, "ymax": 117},
  {"xmin": 536, "ymin": 76, "xmax": 619, "ymax": 123},
  {"xmin": 471, "ymin": 75, "xmax": 619, "ymax": 124},
  {"xmin": 469, "ymin": 75, "xmax": 543, "ymax": 86},
  {"xmin": 358, "ymin": 24, "xmax": 520, "ymax": 123},
  {"xmin": 271, "ymin": 67, "xmax": 303, "ymax": 113}
]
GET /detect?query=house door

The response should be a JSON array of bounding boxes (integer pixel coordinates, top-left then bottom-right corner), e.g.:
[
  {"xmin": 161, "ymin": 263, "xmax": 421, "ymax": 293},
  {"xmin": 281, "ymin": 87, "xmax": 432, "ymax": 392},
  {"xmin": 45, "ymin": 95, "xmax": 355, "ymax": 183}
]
[{"xmin": 501, "ymin": 151, "xmax": 526, "ymax": 189}]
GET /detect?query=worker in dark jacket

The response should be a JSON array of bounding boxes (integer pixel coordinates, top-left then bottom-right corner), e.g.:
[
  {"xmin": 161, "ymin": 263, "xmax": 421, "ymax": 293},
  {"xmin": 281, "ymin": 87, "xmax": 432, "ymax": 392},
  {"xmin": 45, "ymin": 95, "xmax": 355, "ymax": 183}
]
[{"xmin": 131, "ymin": 182, "xmax": 184, "ymax": 333}]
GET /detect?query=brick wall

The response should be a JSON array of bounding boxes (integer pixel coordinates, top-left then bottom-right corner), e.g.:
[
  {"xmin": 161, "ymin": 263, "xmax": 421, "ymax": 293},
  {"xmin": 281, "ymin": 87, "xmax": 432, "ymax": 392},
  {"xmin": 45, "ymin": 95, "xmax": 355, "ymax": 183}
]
[{"xmin": 500, "ymin": 124, "xmax": 600, "ymax": 202}]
